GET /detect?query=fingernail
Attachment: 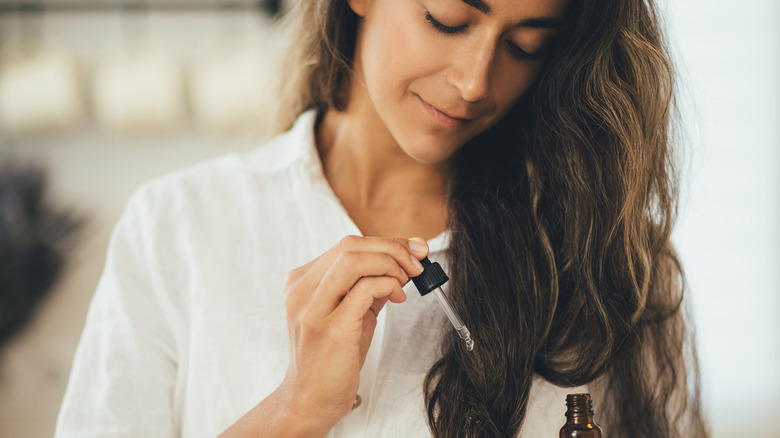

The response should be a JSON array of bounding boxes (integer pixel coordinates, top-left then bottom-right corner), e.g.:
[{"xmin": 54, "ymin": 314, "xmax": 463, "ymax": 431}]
[
  {"xmin": 408, "ymin": 237, "xmax": 428, "ymax": 256},
  {"xmin": 411, "ymin": 254, "xmax": 424, "ymax": 274}
]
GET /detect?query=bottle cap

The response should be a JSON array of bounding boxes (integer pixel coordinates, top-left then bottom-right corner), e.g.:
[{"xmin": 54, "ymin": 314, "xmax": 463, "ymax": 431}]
[{"xmin": 411, "ymin": 257, "xmax": 449, "ymax": 296}]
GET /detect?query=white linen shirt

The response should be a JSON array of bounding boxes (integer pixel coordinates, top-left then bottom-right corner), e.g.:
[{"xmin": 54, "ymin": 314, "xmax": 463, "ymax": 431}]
[{"xmin": 55, "ymin": 110, "xmax": 586, "ymax": 437}]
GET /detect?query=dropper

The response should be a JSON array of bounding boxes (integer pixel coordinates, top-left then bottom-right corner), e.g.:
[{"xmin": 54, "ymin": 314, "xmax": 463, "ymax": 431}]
[{"xmin": 411, "ymin": 257, "xmax": 475, "ymax": 351}]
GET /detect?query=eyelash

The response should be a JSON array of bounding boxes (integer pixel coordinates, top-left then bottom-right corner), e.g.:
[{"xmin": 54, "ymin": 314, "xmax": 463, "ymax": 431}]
[
  {"xmin": 506, "ymin": 42, "xmax": 542, "ymax": 61},
  {"xmin": 424, "ymin": 11, "xmax": 542, "ymax": 61},
  {"xmin": 424, "ymin": 11, "xmax": 466, "ymax": 34}
]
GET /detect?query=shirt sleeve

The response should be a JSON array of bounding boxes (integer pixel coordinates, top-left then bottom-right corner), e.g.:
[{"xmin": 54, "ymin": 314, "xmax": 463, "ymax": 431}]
[{"xmin": 55, "ymin": 185, "xmax": 181, "ymax": 437}]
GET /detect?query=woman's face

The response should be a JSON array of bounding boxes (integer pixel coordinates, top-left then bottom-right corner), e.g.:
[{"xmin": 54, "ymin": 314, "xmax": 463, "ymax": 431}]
[{"xmin": 348, "ymin": 0, "xmax": 568, "ymax": 164}]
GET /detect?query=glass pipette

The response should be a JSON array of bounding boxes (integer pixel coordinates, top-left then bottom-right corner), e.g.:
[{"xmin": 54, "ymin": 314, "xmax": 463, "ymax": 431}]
[{"xmin": 412, "ymin": 257, "xmax": 475, "ymax": 351}]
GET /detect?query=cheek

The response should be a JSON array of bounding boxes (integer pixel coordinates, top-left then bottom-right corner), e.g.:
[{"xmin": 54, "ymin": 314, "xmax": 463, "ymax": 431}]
[
  {"xmin": 361, "ymin": 7, "xmax": 447, "ymax": 107},
  {"xmin": 362, "ymin": 11, "xmax": 420, "ymax": 90}
]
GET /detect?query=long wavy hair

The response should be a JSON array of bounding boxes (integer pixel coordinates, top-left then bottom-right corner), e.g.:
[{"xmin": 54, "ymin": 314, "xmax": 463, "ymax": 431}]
[{"xmin": 274, "ymin": 0, "xmax": 709, "ymax": 436}]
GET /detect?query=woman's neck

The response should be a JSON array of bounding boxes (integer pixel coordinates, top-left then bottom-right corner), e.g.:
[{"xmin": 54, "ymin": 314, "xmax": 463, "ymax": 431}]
[{"xmin": 316, "ymin": 108, "xmax": 450, "ymax": 240}]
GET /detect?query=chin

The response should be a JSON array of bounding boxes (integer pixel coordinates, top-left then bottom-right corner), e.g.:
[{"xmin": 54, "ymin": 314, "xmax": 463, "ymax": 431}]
[
  {"xmin": 387, "ymin": 114, "xmax": 478, "ymax": 164},
  {"xmin": 401, "ymin": 137, "xmax": 463, "ymax": 165}
]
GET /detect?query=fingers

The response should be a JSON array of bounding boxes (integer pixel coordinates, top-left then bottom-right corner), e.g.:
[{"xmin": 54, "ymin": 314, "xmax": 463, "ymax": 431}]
[
  {"xmin": 332, "ymin": 276, "xmax": 405, "ymax": 324},
  {"xmin": 285, "ymin": 235, "xmax": 429, "ymax": 330},
  {"xmin": 287, "ymin": 235, "xmax": 428, "ymax": 299},
  {"xmin": 407, "ymin": 236, "xmax": 430, "ymax": 259},
  {"xmin": 309, "ymin": 251, "xmax": 407, "ymax": 317},
  {"xmin": 313, "ymin": 236, "xmax": 426, "ymax": 280}
]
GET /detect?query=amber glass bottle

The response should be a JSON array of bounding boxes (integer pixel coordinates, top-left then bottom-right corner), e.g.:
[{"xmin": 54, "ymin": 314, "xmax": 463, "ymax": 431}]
[{"xmin": 559, "ymin": 393, "xmax": 603, "ymax": 438}]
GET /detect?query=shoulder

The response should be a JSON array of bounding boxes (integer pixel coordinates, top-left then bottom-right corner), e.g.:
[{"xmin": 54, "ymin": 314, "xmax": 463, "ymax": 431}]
[{"xmin": 128, "ymin": 110, "xmax": 318, "ymax": 217}]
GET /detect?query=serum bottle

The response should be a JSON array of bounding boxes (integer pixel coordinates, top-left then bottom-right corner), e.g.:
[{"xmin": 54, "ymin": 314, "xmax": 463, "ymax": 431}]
[{"xmin": 559, "ymin": 393, "xmax": 603, "ymax": 438}]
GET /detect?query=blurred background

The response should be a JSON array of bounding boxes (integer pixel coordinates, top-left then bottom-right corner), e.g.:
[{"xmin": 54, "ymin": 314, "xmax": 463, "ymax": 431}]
[{"xmin": 0, "ymin": 0, "xmax": 777, "ymax": 437}]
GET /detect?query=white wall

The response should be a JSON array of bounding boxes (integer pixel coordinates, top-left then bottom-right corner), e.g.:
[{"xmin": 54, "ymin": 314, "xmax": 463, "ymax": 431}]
[{"xmin": 661, "ymin": 0, "xmax": 780, "ymax": 436}]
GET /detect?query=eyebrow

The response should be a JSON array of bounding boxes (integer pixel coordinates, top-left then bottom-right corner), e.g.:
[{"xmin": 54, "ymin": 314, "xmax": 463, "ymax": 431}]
[
  {"xmin": 460, "ymin": 0, "xmax": 490, "ymax": 14},
  {"xmin": 517, "ymin": 17, "xmax": 566, "ymax": 29},
  {"xmin": 459, "ymin": 0, "xmax": 566, "ymax": 29}
]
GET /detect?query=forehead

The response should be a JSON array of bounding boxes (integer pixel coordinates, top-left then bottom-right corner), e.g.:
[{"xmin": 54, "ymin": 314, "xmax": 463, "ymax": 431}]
[{"xmin": 463, "ymin": 0, "xmax": 569, "ymax": 19}]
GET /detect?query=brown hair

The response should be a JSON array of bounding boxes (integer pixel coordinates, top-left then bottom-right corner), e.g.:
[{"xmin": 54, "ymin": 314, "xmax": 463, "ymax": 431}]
[
  {"xmin": 272, "ymin": 0, "xmax": 358, "ymax": 131},
  {"xmin": 275, "ymin": 0, "xmax": 709, "ymax": 436}
]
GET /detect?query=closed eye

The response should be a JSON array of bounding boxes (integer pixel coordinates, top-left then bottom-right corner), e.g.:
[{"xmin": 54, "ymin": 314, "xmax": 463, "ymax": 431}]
[
  {"xmin": 506, "ymin": 41, "xmax": 543, "ymax": 61},
  {"xmin": 425, "ymin": 11, "xmax": 467, "ymax": 34},
  {"xmin": 426, "ymin": 11, "xmax": 546, "ymax": 61}
]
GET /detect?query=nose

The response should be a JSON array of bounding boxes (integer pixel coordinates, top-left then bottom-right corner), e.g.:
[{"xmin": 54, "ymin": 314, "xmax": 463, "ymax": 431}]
[{"xmin": 446, "ymin": 37, "xmax": 494, "ymax": 102}]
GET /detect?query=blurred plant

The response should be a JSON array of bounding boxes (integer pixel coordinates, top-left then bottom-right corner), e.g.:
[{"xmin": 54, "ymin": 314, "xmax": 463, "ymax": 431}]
[{"xmin": 0, "ymin": 164, "xmax": 83, "ymax": 346}]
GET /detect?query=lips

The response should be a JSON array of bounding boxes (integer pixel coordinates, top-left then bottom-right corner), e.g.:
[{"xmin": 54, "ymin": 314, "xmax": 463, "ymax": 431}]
[{"xmin": 416, "ymin": 94, "xmax": 475, "ymax": 129}]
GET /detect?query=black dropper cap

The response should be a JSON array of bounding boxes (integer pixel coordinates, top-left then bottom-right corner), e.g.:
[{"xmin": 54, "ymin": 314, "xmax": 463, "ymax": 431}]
[{"xmin": 411, "ymin": 257, "xmax": 449, "ymax": 296}]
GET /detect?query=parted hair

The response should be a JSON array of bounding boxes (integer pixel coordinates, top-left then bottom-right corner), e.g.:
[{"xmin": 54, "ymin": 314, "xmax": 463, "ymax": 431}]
[{"xmin": 274, "ymin": 0, "xmax": 709, "ymax": 436}]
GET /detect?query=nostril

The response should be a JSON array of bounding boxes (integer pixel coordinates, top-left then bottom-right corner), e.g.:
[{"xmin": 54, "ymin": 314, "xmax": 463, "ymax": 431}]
[
  {"xmin": 459, "ymin": 80, "xmax": 489, "ymax": 102},
  {"xmin": 447, "ymin": 65, "xmax": 490, "ymax": 103}
]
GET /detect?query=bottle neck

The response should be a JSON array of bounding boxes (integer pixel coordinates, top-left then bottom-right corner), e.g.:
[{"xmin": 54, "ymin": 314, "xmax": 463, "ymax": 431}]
[
  {"xmin": 566, "ymin": 412, "xmax": 597, "ymax": 425},
  {"xmin": 564, "ymin": 393, "xmax": 597, "ymax": 425}
]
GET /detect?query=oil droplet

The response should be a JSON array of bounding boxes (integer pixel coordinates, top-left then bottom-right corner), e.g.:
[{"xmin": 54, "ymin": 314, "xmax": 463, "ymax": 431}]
[{"xmin": 464, "ymin": 336, "xmax": 475, "ymax": 351}]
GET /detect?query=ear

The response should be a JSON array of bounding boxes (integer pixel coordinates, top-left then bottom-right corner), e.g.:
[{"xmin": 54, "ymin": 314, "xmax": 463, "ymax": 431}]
[{"xmin": 347, "ymin": 0, "xmax": 368, "ymax": 17}]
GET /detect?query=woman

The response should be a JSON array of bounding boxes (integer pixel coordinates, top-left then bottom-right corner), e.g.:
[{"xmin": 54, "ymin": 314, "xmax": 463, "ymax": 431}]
[{"xmin": 56, "ymin": 0, "xmax": 708, "ymax": 436}]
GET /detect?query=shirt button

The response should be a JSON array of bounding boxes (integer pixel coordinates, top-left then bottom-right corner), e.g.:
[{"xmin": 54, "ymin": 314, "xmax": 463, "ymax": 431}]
[{"xmin": 351, "ymin": 394, "xmax": 362, "ymax": 410}]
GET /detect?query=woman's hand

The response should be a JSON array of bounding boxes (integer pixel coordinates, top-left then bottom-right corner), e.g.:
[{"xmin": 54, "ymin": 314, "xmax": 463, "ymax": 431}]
[
  {"xmin": 281, "ymin": 236, "xmax": 428, "ymax": 426},
  {"xmin": 220, "ymin": 236, "xmax": 429, "ymax": 438}
]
